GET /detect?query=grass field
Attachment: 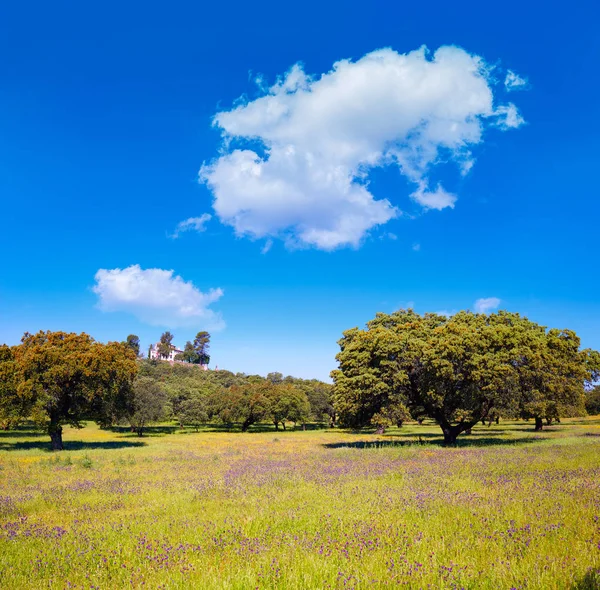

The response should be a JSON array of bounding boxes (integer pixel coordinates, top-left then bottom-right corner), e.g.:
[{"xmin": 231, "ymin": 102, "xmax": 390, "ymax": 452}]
[{"xmin": 1, "ymin": 419, "xmax": 600, "ymax": 589}]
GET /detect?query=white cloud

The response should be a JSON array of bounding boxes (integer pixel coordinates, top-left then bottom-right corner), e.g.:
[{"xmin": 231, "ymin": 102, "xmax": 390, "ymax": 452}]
[
  {"xmin": 474, "ymin": 297, "xmax": 501, "ymax": 314},
  {"xmin": 261, "ymin": 239, "xmax": 273, "ymax": 254},
  {"xmin": 411, "ymin": 182, "xmax": 457, "ymax": 210},
  {"xmin": 494, "ymin": 103, "xmax": 525, "ymax": 129},
  {"xmin": 200, "ymin": 45, "xmax": 525, "ymax": 250},
  {"xmin": 504, "ymin": 70, "xmax": 528, "ymax": 91},
  {"xmin": 93, "ymin": 265, "xmax": 224, "ymax": 329},
  {"xmin": 170, "ymin": 214, "xmax": 212, "ymax": 238},
  {"xmin": 412, "ymin": 243, "xmax": 421, "ymax": 251},
  {"xmin": 435, "ymin": 310, "xmax": 455, "ymax": 318}
]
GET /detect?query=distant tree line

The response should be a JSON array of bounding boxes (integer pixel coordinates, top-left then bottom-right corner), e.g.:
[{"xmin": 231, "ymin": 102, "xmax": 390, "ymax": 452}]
[
  {"xmin": 0, "ymin": 330, "xmax": 335, "ymax": 449},
  {"xmin": 134, "ymin": 362, "xmax": 335, "ymax": 433},
  {"xmin": 1, "ymin": 312, "xmax": 599, "ymax": 450},
  {"xmin": 332, "ymin": 309, "xmax": 600, "ymax": 444}
]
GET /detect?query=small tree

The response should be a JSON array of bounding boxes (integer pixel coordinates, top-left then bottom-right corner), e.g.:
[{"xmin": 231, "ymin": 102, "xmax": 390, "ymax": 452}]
[
  {"xmin": 181, "ymin": 341, "xmax": 200, "ymax": 364},
  {"xmin": 124, "ymin": 334, "xmax": 141, "ymax": 357},
  {"xmin": 157, "ymin": 332, "xmax": 174, "ymax": 359},
  {"xmin": 129, "ymin": 377, "xmax": 168, "ymax": 436},
  {"xmin": 267, "ymin": 372, "xmax": 284, "ymax": 384},
  {"xmin": 193, "ymin": 331, "xmax": 211, "ymax": 365},
  {"xmin": 215, "ymin": 382, "xmax": 270, "ymax": 431},
  {"xmin": 267, "ymin": 384, "xmax": 310, "ymax": 430},
  {"xmin": 179, "ymin": 394, "xmax": 208, "ymax": 431}
]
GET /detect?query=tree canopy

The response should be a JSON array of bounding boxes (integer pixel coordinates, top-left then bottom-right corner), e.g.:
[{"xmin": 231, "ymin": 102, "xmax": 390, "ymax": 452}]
[
  {"xmin": 129, "ymin": 376, "xmax": 169, "ymax": 436},
  {"xmin": 193, "ymin": 331, "xmax": 210, "ymax": 365},
  {"xmin": 12, "ymin": 331, "xmax": 138, "ymax": 449},
  {"xmin": 332, "ymin": 309, "xmax": 598, "ymax": 444},
  {"xmin": 124, "ymin": 334, "xmax": 141, "ymax": 357},
  {"xmin": 157, "ymin": 331, "xmax": 174, "ymax": 359}
]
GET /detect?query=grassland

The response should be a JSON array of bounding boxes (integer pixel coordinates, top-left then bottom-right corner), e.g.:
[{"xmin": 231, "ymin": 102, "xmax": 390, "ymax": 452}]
[{"xmin": 1, "ymin": 419, "xmax": 600, "ymax": 589}]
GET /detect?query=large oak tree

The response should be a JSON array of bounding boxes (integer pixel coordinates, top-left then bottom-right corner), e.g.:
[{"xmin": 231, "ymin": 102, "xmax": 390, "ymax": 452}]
[
  {"xmin": 332, "ymin": 310, "xmax": 597, "ymax": 444},
  {"xmin": 14, "ymin": 331, "xmax": 138, "ymax": 450}
]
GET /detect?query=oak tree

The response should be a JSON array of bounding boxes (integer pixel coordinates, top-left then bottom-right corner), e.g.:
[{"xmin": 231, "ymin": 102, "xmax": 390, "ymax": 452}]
[{"xmin": 14, "ymin": 331, "xmax": 138, "ymax": 450}]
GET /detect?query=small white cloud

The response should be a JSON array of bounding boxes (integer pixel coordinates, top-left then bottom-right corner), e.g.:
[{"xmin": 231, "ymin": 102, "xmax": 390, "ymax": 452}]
[
  {"xmin": 494, "ymin": 103, "xmax": 525, "ymax": 129},
  {"xmin": 411, "ymin": 183, "xmax": 457, "ymax": 210},
  {"xmin": 261, "ymin": 239, "xmax": 273, "ymax": 254},
  {"xmin": 412, "ymin": 243, "xmax": 421, "ymax": 251},
  {"xmin": 93, "ymin": 265, "xmax": 224, "ymax": 329},
  {"xmin": 474, "ymin": 297, "xmax": 501, "ymax": 314},
  {"xmin": 200, "ymin": 45, "xmax": 524, "ymax": 250},
  {"xmin": 170, "ymin": 214, "xmax": 212, "ymax": 239},
  {"xmin": 504, "ymin": 70, "xmax": 528, "ymax": 92}
]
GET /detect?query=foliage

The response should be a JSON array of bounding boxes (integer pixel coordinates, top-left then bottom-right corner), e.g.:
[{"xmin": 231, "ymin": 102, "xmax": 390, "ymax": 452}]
[
  {"xmin": 134, "ymin": 359, "xmax": 331, "ymax": 430},
  {"xmin": 332, "ymin": 309, "xmax": 596, "ymax": 443},
  {"xmin": 129, "ymin": 376, "xmax": 169, "ymax": 436},
  {"xmin": 266, "ymin": 383, "xmax": 311, "ymax": 430},
  {"xmin": 123, "ymin": 334, "xmax": 141, "ymax": 357},
  {"xmin": 193, "ymin": 331, "xmax": 211, "ymax": 365},
  {"xmin": 585, "ymin": 386, "xmax": 600, "ymax": 416},
  {"xmin": 12, "ymin": 331, "xmax": 138, "ymax": 449},
  {"xmin": 178, "ymin": 394, "xmax": 209, "ymax": 431},
  {"xmin": 0, "ymin": 345, "xmax": 21, "ymax": 430},
  {"xmin": 157, "ymin": 331, "xmax": 174, "ymax": 359}
]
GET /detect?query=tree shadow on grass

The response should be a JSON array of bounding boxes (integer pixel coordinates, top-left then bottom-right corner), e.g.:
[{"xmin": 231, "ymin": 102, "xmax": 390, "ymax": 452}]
[
  {"xmin": 571, "ymin": 568, "xmax": 600, "ymax": 589},
  {"xmin": 323, "ymin": 435, "xmax": 546, "ymax": 450},
  {"xmin": 0, "ymin": 440, "xmax": 147, "ymax": 452},
  {"xmin": 0, "ymin": 430, "xmax": 46, "ymax": 439},
  {"xmin": 107, "ymin": 425, "xmax": 180, "ymax": 437}
]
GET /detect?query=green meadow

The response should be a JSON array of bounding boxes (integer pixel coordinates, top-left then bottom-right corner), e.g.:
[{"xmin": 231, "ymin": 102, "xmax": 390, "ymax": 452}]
[{"xmin": 1, "ymin": 419, "xmax": 600, "ymax": 589}]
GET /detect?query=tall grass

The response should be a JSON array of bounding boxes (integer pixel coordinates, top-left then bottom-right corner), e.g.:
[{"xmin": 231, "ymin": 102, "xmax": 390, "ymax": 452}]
[{"xmin": 1, "ymin": 418, "xmax": 600, "ymax": 588}]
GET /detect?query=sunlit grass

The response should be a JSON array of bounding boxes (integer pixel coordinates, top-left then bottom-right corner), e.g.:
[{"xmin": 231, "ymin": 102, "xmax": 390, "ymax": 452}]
[{"xmin": 1, "ymin": 418, "xmax": 600, "ymax": 588}]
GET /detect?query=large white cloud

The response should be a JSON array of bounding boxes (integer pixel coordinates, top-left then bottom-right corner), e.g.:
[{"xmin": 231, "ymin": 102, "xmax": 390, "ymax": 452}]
[
  {"xmin": 200, "ymin": 45, "xmax": 524, "ymax": 250},
  {"xmin": 93, "ymin": 265, "xmax": 224, "ymax": 329}
]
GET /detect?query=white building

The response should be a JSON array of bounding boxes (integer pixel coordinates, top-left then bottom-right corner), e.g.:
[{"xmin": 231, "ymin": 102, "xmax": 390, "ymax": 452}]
[
  {"xmin": 148, "ymin": 342, "xmax": 209, "ymax": 369},
  {"xmin": 148, "ymin": 342, "xmax": 184, "ymax": 362}
]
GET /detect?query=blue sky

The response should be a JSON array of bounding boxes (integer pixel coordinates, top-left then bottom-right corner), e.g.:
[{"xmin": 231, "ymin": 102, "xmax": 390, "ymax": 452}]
[{"xmin": 1, "ymin": 0, "xmax": 599, "ymax": 380}]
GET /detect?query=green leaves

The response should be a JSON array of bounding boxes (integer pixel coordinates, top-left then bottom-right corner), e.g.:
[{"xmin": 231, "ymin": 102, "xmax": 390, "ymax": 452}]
[
  {"xmin": 332, "ymin": 309, "xmax": 597, "ymax": 443},
  {"xmin": 11, "ymin": 331, "xmax": 138, "ymax": 448}
]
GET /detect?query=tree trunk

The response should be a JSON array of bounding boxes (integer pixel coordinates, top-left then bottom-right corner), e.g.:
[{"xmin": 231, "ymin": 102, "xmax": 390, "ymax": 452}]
[
  {"xmin": 417, "ymin": 418, "xmax": 424, "ymax": 425},
  {"xmin": 137, "ymin": 427, "xmax": 144, "ymax": 437},
  {"xmin": 302, "ymin": 423, "xmax": 306, "ymax": 431},
  {"xmin": 241, "ymin": 418, "xmax": 252, "ymax": 432},
  {"xmin": 546, "ymin": 417, "xmax": 553, "ymax": 426},
  {"xmin": 496, "ymin": 416, "xmax": 500, "ymax": 425},
  {"xmin": 274, "ymin": 422, "xmax": 279, "ymax": 431},
  {"xmin": 464, "ymin": 428, "xmax": 472, "ymax": 435},
  {"xmin": 282, "ymin": 422, "xmax": 286, "ymax": 431},
  {"xmin": 440, "ymin": 423, "xmax": 467, "ymax": 445},
  {"xmin": 49, "ymin": 423, "xmax": 64, "ymax": 451},
  {"xmin": 375, "ymin": 425, "xmax": 385, "ymax": 435},
  {"xmin": 534, "ymin": 417, "xmax": 543, "ymax": 431}
]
